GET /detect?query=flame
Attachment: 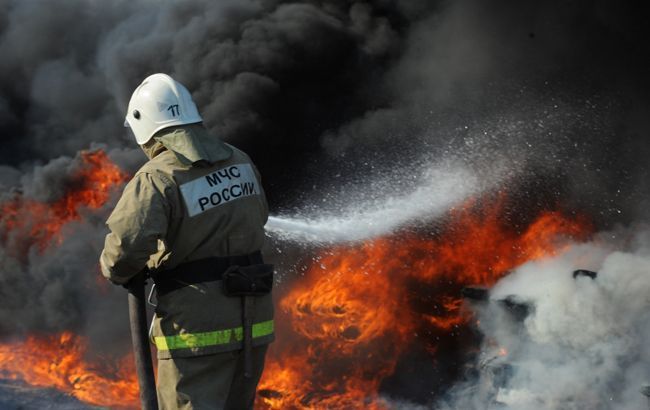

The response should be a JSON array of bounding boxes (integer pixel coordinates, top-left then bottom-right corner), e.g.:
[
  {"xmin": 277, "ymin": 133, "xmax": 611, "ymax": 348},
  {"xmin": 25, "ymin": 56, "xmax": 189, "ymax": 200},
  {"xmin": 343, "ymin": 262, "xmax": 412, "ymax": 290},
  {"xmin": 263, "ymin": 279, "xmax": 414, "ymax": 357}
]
[
  {"xmin": 0, "ymin": 332, "xmax": 138, "ymax": 408},
  {"xmin": 257, "ymin": 199, "xmax": 591, "ymax": 408},
  {"xmin": 0, "ymin": 150, "xmax": 129, "ymax": 252}
]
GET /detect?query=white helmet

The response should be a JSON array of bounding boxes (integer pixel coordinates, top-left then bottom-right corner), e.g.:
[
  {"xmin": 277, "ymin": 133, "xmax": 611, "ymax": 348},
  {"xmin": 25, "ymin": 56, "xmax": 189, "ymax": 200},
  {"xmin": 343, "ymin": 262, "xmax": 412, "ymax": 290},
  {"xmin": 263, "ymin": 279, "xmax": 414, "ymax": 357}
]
[{"xmin": 124, "ymin": 73, "xmax": 203, "ymax": 144}]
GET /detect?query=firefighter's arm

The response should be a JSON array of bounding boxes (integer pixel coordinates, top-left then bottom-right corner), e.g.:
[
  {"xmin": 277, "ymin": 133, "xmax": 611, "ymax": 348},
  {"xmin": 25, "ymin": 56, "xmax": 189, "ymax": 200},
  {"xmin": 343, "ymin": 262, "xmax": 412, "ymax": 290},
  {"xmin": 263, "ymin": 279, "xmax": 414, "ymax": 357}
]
[{"xmin": 100, "ymin": 172, "xmax": 171, "ymax": 285}]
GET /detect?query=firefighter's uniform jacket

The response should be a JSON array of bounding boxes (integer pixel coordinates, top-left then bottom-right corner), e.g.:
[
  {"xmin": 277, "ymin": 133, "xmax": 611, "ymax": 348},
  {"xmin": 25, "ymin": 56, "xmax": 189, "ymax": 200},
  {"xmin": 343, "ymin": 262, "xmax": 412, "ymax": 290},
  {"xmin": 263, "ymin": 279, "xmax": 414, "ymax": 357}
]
[{"xmin": 100, "ymin": 124, "xmax": 273, "ymax": 407}]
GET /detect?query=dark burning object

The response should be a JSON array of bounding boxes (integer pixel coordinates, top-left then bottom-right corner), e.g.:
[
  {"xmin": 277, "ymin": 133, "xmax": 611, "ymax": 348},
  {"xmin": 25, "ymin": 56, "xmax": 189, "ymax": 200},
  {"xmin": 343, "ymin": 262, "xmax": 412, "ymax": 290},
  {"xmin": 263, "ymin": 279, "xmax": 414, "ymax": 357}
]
[
  {"xmin": 258, "ymin": 389, "xmax": 283, "ymax": 400},
  {"xmin": 572, "ymin": 269, "xmax": 597, "ymax": 279},
  {"xmin": 461, "ymin": 287, "xmax": 532, "ymax": 322},
  {"xmin": 498, "ymin": 296, "xmax": 531, "ymax": 322},
  {"xmin": 461, "ymin": 287, "xmax": 489, "ymax": 301}
]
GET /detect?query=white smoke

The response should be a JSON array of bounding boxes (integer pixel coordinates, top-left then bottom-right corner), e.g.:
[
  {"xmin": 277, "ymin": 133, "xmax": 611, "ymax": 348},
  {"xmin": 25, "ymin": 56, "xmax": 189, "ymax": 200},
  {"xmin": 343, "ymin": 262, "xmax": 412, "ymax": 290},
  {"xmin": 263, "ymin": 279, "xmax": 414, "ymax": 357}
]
[{"xmin": 442, "ymin": 226, "xmax": 650, "ymax": 410}]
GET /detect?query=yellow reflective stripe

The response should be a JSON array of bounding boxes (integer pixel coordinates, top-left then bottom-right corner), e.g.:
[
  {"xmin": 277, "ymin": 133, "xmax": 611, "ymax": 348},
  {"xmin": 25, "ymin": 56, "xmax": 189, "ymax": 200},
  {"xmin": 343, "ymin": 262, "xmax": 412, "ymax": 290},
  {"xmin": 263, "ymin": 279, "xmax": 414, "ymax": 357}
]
[
  {"xmin": 154, "ymin": 320, "xmax": 274, "ymax": 351},
  {"xmin": 252, "ymin": 319, "xmax": 274, "ymax": 338}
]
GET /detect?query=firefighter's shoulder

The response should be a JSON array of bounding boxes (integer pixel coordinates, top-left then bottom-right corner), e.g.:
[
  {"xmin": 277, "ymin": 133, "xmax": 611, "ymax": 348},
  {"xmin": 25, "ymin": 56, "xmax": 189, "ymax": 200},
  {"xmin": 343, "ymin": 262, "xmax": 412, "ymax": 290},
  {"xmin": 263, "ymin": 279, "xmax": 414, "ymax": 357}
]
[{"xmin": 135, "ymin": 150, "xmax": 181, "ymax": 186}]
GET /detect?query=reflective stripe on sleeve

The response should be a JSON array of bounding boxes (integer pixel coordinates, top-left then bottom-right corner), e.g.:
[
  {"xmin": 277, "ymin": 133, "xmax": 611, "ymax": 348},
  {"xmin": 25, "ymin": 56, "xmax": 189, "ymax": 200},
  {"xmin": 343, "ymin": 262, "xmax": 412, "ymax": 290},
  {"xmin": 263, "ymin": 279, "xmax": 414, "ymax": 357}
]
[{"xmin": 154, "ymin": 320, "xmax": 274, "ymax": 351}]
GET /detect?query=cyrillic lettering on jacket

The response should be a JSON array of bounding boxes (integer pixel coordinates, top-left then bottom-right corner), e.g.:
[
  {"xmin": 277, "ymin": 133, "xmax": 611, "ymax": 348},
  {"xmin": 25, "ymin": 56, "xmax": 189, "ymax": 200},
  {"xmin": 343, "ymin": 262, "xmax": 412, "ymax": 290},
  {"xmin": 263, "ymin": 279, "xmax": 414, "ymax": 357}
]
[{"xmin": 180, "ymin": 163, "xmax": 260, "ymax": 217}]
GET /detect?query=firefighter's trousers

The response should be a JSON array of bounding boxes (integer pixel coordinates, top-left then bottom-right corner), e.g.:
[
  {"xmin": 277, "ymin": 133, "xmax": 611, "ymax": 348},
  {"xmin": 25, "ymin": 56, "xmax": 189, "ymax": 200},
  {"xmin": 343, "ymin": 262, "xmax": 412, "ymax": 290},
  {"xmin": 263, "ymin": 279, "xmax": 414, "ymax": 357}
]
[{"xmin": 157, "ymin": 345, "xmax": 268, "ymax": 410}]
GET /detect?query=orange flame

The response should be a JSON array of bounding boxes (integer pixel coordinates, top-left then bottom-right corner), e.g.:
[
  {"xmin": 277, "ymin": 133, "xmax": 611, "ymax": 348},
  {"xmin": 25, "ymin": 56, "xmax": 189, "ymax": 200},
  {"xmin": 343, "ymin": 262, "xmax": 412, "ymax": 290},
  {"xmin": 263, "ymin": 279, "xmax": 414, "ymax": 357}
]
[
  {"xmin": 0, "ymin": 332, "xmax": 138, "ymax": 408},
  {"xmin": 0, "ymin": 150, "xmax": 128, "ymax": 252},
  {"xmin": 257, "ymin": 199, "xmax": 591, "ymax": 408}
]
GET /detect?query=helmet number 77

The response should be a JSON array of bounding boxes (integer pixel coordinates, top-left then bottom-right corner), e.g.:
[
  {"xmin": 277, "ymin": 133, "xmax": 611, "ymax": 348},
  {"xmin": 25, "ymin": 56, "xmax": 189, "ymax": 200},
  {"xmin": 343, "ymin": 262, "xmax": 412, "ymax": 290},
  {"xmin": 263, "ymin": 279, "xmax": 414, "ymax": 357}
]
[{"xmin": 168, "ymin": 104, "xmax": 180, "ymax": 117}]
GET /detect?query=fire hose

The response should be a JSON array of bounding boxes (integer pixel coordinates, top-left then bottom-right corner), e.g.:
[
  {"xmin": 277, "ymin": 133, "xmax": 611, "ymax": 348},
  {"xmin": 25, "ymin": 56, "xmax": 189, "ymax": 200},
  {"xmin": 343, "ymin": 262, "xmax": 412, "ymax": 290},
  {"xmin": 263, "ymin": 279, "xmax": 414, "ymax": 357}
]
[{"xmin": 126, "ymin": 273, "xmax": 159, "ymax": 410}]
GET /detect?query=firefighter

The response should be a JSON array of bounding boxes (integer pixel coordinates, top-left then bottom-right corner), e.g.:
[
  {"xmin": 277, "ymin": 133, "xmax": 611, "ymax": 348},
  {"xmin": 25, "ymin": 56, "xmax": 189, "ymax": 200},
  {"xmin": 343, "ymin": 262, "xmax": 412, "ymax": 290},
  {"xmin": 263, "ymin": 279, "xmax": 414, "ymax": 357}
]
[{"xmin": 100, "ymin": 73, "xmax": 274, "ymax": 409}]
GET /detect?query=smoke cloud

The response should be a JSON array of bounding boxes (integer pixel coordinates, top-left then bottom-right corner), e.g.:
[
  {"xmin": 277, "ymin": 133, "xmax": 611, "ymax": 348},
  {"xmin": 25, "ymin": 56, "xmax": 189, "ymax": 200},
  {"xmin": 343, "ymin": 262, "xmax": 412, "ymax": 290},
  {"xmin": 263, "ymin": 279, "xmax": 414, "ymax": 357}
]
[
  {"xmin": 440, "ymin": 227, "xmax": 650, "ymax": 409},
  {"xmin": 0, "ymin": 150, "xmax": 131, "ymax": 350}
]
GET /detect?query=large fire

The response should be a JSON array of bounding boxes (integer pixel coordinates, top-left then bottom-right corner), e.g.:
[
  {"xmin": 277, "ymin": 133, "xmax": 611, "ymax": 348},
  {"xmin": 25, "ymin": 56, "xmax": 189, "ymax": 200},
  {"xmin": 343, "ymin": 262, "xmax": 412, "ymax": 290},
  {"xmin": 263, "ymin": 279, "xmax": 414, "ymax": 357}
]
[
  {"xmin": 256, "ymin": 199, "xmax": 591, "ymax": 408},
  {"xmin": 0, "ymin": 151, "xmax": 592, "ymax": 408}
]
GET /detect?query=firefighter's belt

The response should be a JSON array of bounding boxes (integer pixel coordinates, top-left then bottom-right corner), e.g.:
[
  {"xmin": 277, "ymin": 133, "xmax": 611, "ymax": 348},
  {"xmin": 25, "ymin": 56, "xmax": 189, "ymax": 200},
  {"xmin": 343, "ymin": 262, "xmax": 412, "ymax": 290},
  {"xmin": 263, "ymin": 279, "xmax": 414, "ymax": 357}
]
[
  {"xmin": 222, "ymin": 263, "xmax": 274, "ymax": 296},
  {"xmin": 153, "ymin": 251, "xmax": 263, "ymax": 296}
]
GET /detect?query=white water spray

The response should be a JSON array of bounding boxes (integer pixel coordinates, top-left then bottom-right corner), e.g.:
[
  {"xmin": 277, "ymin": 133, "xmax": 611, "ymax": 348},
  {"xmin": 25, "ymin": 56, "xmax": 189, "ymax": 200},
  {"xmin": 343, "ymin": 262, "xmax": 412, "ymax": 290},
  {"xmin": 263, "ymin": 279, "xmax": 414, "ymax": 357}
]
[{"xmin": 266, "ymin": 163, "xmax": 488, "ymax": 244}]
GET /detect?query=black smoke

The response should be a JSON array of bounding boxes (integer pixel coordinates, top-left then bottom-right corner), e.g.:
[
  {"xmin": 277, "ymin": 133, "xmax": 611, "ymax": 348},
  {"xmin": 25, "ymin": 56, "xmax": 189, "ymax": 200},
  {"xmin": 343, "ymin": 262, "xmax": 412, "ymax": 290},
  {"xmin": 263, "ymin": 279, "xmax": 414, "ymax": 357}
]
[{"xmin": 0, "ymin": 0, "xmax": 647, "ymax": 214}]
